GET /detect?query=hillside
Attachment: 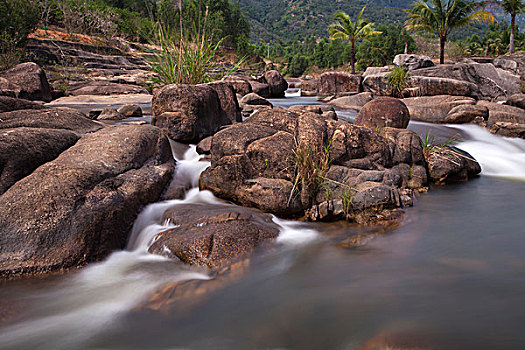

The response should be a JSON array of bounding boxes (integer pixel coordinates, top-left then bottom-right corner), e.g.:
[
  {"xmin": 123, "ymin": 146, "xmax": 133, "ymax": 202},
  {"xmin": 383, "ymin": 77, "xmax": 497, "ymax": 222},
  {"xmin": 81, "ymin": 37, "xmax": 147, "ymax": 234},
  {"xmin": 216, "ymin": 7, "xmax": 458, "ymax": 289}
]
[
  {"xmin": 236, "ymin": 0, "xmax": 521, "ymax": 42},
  {"xmin": 236, "ymin": 0, "xmax": 409, "ymax": 42}
]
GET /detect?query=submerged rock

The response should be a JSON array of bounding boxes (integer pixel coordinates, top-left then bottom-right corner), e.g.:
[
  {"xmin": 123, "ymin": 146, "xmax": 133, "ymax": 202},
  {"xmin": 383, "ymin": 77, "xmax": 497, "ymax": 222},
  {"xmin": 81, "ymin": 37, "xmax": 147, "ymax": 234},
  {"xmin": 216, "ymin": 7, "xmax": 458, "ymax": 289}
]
[
  {"xmin": 149, "ymin": 204, "xmax": 280, "ymax": 269},
  {"xmin": 0, "ymin": 125, "xmax": 174, "ymax": 277}
]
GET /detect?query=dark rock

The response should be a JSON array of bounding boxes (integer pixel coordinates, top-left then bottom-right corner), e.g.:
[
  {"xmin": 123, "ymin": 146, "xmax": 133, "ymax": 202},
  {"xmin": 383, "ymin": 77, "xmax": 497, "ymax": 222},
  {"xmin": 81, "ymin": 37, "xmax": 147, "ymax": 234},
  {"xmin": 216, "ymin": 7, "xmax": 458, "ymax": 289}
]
[
  {"xmin": 240, "ymin": 93, "xmax": 273, "ymax": 107},
  {"xmin": 205, "ymin": 81, "xmax": 241, "ymax": 123},
  {"xmin": 148, "ymin": 203, "xmax": 280, "ymax": 269},
  {"xmin": 0, "ymin": 77, "xmax": 21, "ymax": 98},
  {"xmin": 488, "ymin": 122, "xmax": 525, "ymax": 139},
  {"xmin": 318, "ymin": 72, "xmax": 362, "ymax": 97},
  {"xmin": 444, "ymin": 104, "xmax": 488, "ymax": 124},
  {"xmin": 250, "ymin": 81, "xmax": 270, "ymax": 98},
  {"xmin": 393, "ymin": 54, "xmax": 434, "ymax": 71},
  {"xmin": 262, "ymin": 70, "xmax": 288, "ymax": 97},
  {"xmin": 426, "ymin": 146, "xmax": 481, "ymax": 183},
  {"xmin": 221, "ymin": 76, "xmax": 252, "ymax": 96},
  {"xmin": 0, "ymin": 128, "xmax": 79, "ymax": 194},
  {"xmin": 505, "ymin": 93, "xmax": 525, "ymax": 110},
  {"xmin": 0, "ymin": 108, "xmax": 103, "ymax": 135},
  {"xmin": 355, "ymin": 97, "xmax": 410, "ymax": 129},
  {"xmin": 117, "ymin": 104, "xmax": 143, "ymax": 118},
  {"xmin": 67, "ymin": 81, "xmax": 148, "ymax": 96},
  {"xmin": 0, "ymin": 96, "xmax": 45, "ymax": 113},
  {"xmin": 0, "ymin": 125, "xmax": 174, "ymax": 277},
  {"xmin": 97, "ymin": 107, "xmax": 125, "ymax": 120},
  {"xmin": 0, "ymin": 62, "xmax": 52, "ymax": 102},
  {"xmin": 152, "ymin": 84, "xmax": 232, "ymax": 143},
  {"xmin": 300, "ymin": 78, "xmax": 318, "ymax": 96},
  {"xmin": 196, "ymin": 136, "xmax": 212, "ymax": 155}
]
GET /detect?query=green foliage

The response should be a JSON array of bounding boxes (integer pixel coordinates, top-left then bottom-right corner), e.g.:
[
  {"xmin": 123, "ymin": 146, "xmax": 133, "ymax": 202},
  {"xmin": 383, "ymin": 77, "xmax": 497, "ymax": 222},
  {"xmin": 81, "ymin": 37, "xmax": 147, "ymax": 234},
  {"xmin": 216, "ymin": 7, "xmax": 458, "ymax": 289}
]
[
  {"xmin": 356, "ymin": 24, "xmax": 416, "ymax": 70},
  {"xmin": 329, "ymin": 6, "xmax": 381, "ymax": 73},
  {"xmin": 285, "ymin": 55, "xmax": 309, "ymax": 77},
  {"xmin": 405, "ymin": 0, "xmax": 495, "ymax": 63},
  {"xmin": 387, "ymin": 66, "xmax": 408, "ymax": 98},
  {"xmin": 0, "ymin": 0, "xmax": 39, "ymax": 69}
]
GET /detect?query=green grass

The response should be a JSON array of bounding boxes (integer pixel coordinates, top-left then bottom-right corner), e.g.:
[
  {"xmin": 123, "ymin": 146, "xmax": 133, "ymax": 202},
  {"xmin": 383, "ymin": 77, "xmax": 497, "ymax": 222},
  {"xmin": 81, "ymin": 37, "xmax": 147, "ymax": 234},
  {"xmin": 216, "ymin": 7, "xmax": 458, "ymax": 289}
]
[{"xmin": 387, "ymin": 65, "xmax": 408, "ymax": 98}]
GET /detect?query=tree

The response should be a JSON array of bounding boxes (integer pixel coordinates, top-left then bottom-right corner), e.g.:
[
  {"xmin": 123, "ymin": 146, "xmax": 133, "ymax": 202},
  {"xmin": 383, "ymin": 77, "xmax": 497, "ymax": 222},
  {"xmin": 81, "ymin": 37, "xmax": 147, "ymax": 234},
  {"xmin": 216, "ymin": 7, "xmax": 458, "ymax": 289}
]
[
  {"xmin": 497, "ymin": 0, "xmax": 525, "ymax": 53},
  {"xmin": 405, "ymin": 0, "xmax": 494, "ymax": 64},
  {"xmin": 328, "ymin": 6, "xmax": 381, "ymax": 73}
]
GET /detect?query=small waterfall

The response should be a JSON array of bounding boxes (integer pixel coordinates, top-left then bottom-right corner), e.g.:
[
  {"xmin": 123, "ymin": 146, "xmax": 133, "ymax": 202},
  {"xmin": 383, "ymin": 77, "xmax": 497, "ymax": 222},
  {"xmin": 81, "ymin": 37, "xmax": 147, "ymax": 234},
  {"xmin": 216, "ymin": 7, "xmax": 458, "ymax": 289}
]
[
  {"xmin": 451, "ymin": 124, "xmax": 525, "ymax": 181},
  {"xmin": 285, "ymin": 88, "xmax": 301, "ymax": 98}
]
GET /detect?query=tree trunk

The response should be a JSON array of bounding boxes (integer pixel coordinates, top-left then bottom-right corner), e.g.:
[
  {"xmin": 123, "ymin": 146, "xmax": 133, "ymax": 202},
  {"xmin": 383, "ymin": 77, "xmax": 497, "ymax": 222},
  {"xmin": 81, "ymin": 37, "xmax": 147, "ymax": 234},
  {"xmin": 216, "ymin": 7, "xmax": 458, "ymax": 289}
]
[
  {"xmin": 485, "ymin": 41, "xmax": 490, "ymax": 57},
  {"xmin": 439, "ymin": 36, "xmax": 446, "ymax": 64},
  {"xmin": 404, "ymin": 41, "xmax": 408, "ymax": 54},
  {"xmin": 350, "ymin": 40, "xmax": 356, "ymax": 74},
  {"xmin": 510, "ymin": 14, "xmax": 516, "ymax": 54}
]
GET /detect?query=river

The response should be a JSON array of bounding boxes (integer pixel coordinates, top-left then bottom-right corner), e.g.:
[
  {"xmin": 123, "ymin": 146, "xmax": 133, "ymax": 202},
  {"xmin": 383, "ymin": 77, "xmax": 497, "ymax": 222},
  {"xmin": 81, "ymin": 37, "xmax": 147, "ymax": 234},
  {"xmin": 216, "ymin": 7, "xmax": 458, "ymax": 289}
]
[{"xmin": 0, "ymin": 94, "xmax": 524, "ymax": 349}]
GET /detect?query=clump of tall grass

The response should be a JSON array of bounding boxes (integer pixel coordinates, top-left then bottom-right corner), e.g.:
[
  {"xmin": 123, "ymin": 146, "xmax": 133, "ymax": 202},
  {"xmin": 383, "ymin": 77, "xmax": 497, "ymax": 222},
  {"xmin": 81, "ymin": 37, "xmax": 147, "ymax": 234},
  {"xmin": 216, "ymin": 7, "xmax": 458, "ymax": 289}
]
[
  {"xmin": 150, "ymin": 6, "xmax": 244, "ymax": 85},
  {"xmin": 387, "ymin": 65, "xmax": 408, "ymax": 98}
]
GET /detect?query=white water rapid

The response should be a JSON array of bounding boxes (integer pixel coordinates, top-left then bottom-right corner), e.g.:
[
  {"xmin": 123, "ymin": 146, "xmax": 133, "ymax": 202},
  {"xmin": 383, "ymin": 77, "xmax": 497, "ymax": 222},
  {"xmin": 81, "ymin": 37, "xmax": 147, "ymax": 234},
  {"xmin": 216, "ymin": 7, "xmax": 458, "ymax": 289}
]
[
  {"xmin": 0, "ymin": 141, "xmax": 318, "ymax": 350},
  {"xmin": 452, "ymin": 124, "xmax": 525, "ymax": 181}
]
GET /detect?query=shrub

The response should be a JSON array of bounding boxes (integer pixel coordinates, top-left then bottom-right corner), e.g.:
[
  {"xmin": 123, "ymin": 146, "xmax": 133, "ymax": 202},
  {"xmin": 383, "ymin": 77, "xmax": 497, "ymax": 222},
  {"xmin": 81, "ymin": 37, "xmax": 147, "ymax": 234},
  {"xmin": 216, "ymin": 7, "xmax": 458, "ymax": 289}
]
[{"xmin": 387, "ymin": 65, "xmax": 408, "ymax": 98}]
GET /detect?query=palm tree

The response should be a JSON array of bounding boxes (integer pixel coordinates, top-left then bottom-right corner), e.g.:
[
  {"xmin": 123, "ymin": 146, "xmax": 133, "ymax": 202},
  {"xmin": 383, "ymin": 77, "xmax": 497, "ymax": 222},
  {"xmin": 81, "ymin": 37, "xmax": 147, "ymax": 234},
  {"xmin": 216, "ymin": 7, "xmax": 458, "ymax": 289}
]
[
  {"xmin": 405, "ymin": 0, "xmax": 494, "ymax": 64},
  {"xmin": 498, "ymin": 0, "xmax": 525, "ymax": 53},
  {"xmin": 329, "ymin": 6, "xmax": 381, "ymax": 74}
]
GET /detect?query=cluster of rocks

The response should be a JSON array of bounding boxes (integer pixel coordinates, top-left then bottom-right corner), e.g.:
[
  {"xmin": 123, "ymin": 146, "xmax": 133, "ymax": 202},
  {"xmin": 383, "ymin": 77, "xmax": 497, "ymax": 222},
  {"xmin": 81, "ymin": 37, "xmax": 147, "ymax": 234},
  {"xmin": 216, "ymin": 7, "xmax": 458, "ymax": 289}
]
[
  {"xmin": 297, "ymin": 52, "xmax": 525, "ymax": 139},
  {"xmin": 0, "ymin": 90, "xmax": 174, "ymax": 277}
]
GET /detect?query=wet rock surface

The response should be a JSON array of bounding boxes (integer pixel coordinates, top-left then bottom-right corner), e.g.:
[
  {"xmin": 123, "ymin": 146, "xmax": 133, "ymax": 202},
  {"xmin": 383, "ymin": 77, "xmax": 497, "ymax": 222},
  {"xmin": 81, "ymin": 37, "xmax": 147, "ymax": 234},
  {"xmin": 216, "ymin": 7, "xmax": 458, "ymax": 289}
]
[
  {"xmin": 149, "ymin": 204, "xmax": 280, "ymax": 269},
  {"xmin": 0, "ymin": 125, "xmax": 174, "ymax": 277}
]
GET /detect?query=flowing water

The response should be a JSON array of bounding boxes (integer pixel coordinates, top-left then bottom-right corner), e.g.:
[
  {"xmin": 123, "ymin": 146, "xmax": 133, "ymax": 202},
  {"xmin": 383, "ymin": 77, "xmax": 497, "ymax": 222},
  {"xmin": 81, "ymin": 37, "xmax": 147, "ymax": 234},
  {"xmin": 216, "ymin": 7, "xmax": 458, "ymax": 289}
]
[{"xmin": 1, "ymin": 95, "xmax": 524, "ymax": 349}]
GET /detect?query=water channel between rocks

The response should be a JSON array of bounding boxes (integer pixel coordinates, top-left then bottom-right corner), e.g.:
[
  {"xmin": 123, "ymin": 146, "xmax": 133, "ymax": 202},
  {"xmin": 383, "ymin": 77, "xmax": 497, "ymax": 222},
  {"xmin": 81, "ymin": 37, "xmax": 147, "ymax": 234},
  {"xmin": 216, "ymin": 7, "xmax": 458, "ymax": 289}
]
[{"xmin": 0, "ymin": 94, "xmax": 524, "ymax": 350}]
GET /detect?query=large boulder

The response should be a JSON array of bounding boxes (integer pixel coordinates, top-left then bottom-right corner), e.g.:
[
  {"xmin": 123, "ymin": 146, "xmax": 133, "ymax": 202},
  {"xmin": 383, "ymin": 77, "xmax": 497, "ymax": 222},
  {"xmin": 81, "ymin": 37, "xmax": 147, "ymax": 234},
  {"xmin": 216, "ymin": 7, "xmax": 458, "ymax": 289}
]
[
  {"xmin": 117, "ymin": 104, "xmax": 143, "ymax": 118},
  {"xmin": 0, "ymin": 62, "xmax": 52, "ymax": 102},
  {"xmin": 66, "ymin": 81, "xmax": 148, "ymax": 96},
  {"xmin": 221, "ymin": 76, "xmax": 252, "ymax": 96},
  {"xmin": 493, "ymin": 51, "xmax": 525, "ymax": 75},
  {"xmin": 362, "ymin": 70, "xmax": 392, "ymax": 96},
  {"xmin": 393, "ymin": 54, "xmax": 434, "ymax": 71},
  {"xmin": 152, "ymin": 84, "xmax": 233, "ymax": 143},
  {"xmin": 97, "ymin": 107, "xmax": 125, "ymax": 120},
  {"xmin": 409, "ymin": 76, "xmax": 477, "ymax": 97},
  {"xmin": 204, "ymin": 81, "xmax": 242, "ymax": 123},
  {"xmin": 0, "ymin": 127, "xmax": 79, "ymax": 195},
  {"xmin": 402, "ymin": 95, "xmax": 476, "ymax": 123},
  {"xmin": 0, "ymin": 125, "xmax": 174, "ymax": 277},
  {"xmin": 0, "ymin": 96, "xmax": 45, "ymax": 113},
  {"xmin": 240, "ymin": 93, "xmax": 273, "ymax": 107},
  {"xmin": 426, "ymin": 146, "xmax": 481, "ymax": 183},
  {"xmin": 444, "ymin": 104, "xmax": 488, "ymax": 124},
  {"xmin": 0, "ymin": 108, "xmax": 103, "ymax": 135},
  {"xmin": 410, "ymin": 63, "xmax": 521, "ymax": 100},
  {"xmin": 318, "ymin": 72, "xmax": 362, "ymax": 97},
  {"xmin": 250, "ymin": 81, "xmax": 270, "ymax": 98},
  {"xmin": 262, "ymin": 70, "xmax": 288, "ymax": 97},
  {"xmin": 148, "ymin": 204, "xmax": 280, "ymax": 269},
  {"xmin": 328, "ymin": 92, "xmax": 374, "ymax": 111},
  {"xmin": 488, "ymin": 122, "xmax": 525, "ymax": 139},
  {"xmin": 355, "ymin": 97, "xmax": 410, "ymax": 129},
  {"xmin": 477, "ymin": 100, "xmax": 525, "ymax": 124},
  {"xmin": 300, "ymin": 78, "xmax": 318, "ymax": 96},
  {"xmin": 0, "ymin": 77, "xmax": 21, "ymax": 98}
]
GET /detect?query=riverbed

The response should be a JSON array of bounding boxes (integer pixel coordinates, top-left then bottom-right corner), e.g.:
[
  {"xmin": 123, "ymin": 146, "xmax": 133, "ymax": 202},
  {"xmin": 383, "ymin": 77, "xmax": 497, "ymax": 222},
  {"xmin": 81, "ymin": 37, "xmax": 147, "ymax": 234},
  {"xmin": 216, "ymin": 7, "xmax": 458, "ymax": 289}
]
[{"xmin": 1, "ymin": 94, "xmax": 524, "ymax": 349}]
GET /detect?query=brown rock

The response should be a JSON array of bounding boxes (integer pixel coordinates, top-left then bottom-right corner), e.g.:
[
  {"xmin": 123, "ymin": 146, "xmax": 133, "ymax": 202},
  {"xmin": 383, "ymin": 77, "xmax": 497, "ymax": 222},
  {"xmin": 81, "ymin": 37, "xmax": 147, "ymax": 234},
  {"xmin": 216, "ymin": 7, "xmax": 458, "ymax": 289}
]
[
  {"xmin": 0, "ymin": 108, "xmax": 103, "ymax": 135},
  {"xmin": 409, "ymin": 76, "xmax": 477, "ymax": 97},
  {"xmin": 196, "ymin": 136, "xmax": 212, "ymax": 155},
  {"xmin": 221, "ymin": 76, "xmax": 252, "ymax": 96},
  {"xmin": 67, "ymin": 81, "xmax": 148, "ymax": 96},
  {"xmin": 444, "ymin": 104, "xmax": 488, "ymax": 124},
  {"xmin": 402, "ymin": 95, "xmax": 476, "ymax": 123},
  {"xmin": 250, "ymin": 81, "xmax": 270, "ymax": 98},
  {"xmin": 240, "ymin": 93, "xmax": 273, "ymax": 107},
  {"xmin": 0, "ymin": 125, "xmax": 174, "ymax": 277},
  {"xmin": 506, "ymin": 93, "xmax": 525, "ymax": 110},
  {"xmin": 262, "ymin": 70, "xmax": 288, "ymax": 97},
  {"xmin": 328, "ymin": 92, "xmax": 374, "ymax": 110},
  {"xmin": 97, "ymin": 107, "xmax": 125, "ymax": 120},
  {"xmin": 0, "ymin": 96, "xmax": 45, "ymax": 113},
  {"xmin": 0, "ymin": 127, "xmax": 79, "ymax": 194},
  {"xmin": 427, "ymin": 146, "xmax": 481, "ymax": 183},
  {"xmin": 319, "ymin": 72, "xmax": 362, "ymax": 97},
  {"xmin": 148, "ymin": 204, "xmax": 280, "ymax": 268},
  {"xmin": 300, "ymin": 78, "xmax": 318, "ymax": 96},
  {"xmin": 478, "ymin": 100, "xmax": 525, "ymax": 124},
  {"xmin": 0, "ymin": 62, "xmax": 52, "ymax": 102},
  {"xmin": 355, "ymin": 97, "xmax": 410, "ymax": 129},
  {"xmin": 117, "ymin": 104, "xmax": 143, "ymax": 118},
  {"xmin": 205, "ymin": 81, "xmax": 241, "ymax": 123},
  {"xmin": 152, "ymin": 84, "xmax": 232, "ymax": 143}
]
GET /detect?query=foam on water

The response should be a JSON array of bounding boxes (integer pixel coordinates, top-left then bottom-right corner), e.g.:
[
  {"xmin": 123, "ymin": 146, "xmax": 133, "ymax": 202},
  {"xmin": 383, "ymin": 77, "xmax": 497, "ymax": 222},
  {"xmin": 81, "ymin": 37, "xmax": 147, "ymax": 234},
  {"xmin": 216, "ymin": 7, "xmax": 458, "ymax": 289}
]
[{"xmin": 451, "ymin": 124, "xmax": 525, "ymax": 181}]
